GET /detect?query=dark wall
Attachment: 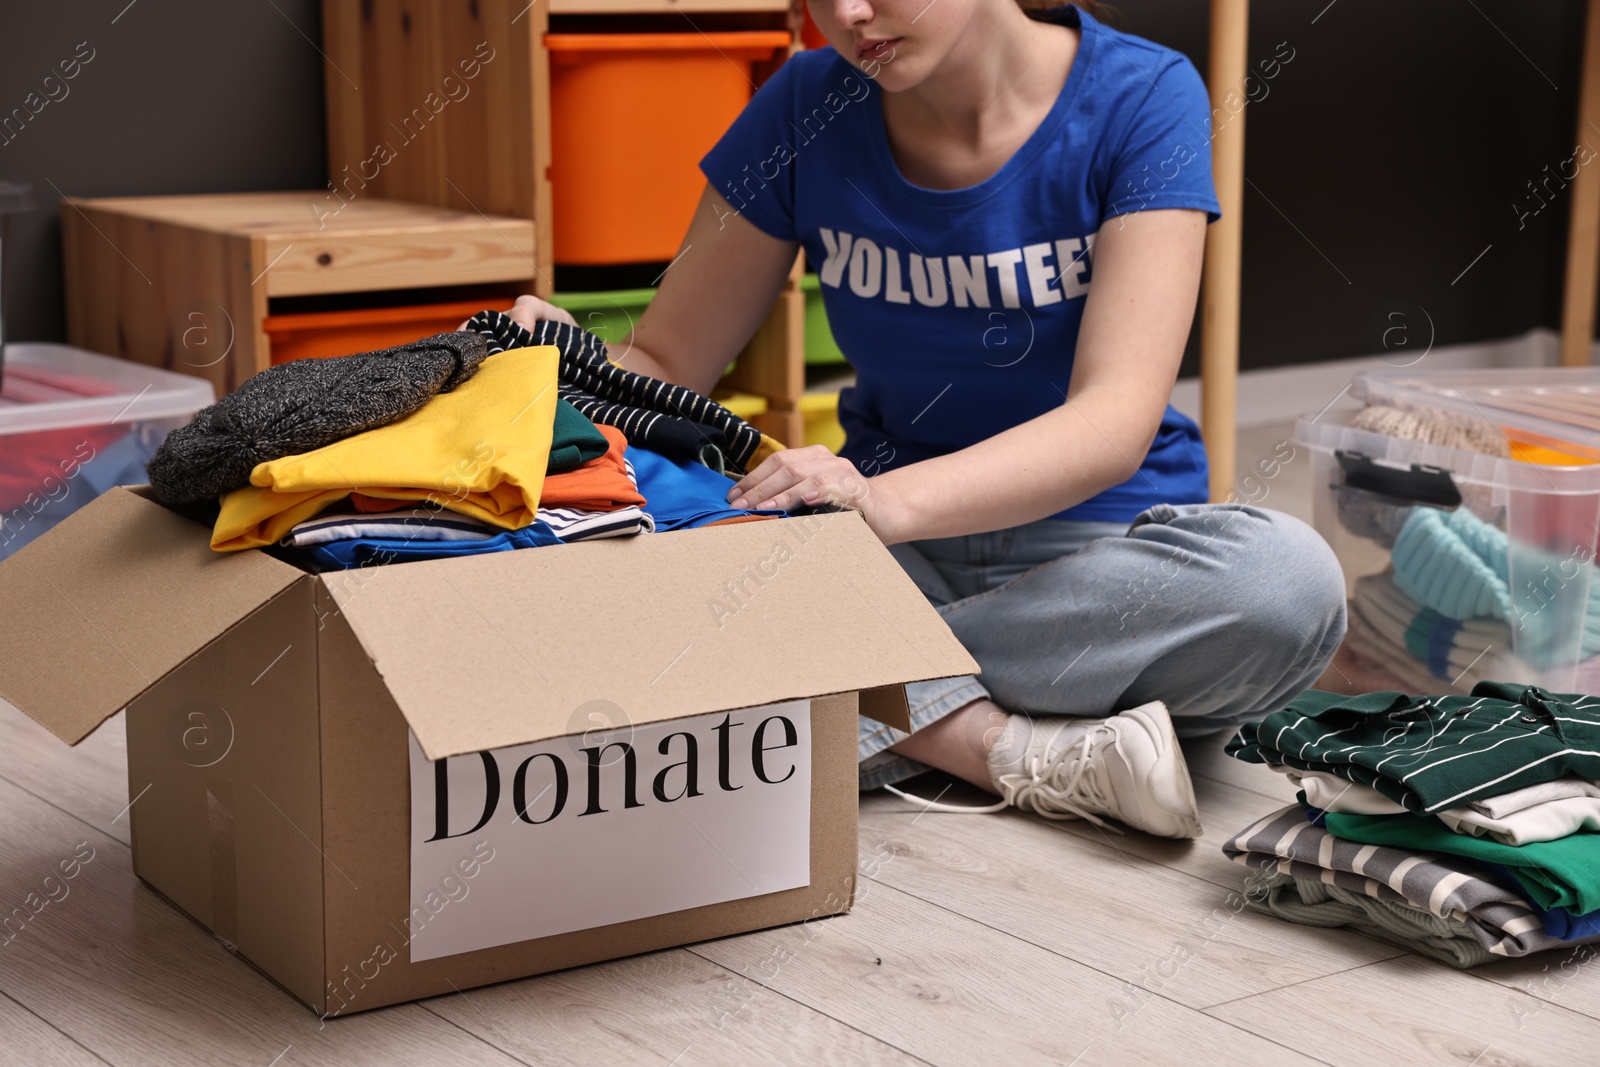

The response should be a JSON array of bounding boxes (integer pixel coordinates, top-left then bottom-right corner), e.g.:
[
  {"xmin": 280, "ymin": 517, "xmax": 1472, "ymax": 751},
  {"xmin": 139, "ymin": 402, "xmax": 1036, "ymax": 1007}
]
[
  {"xmin": 1105, "ymin": 0, "xmax": 1590, "ymax": 373},
  {"xmin": 0, "ymin": 1, "xmax": 1591, "ymax": 373},
  {"xmin": 0, "ymin": 0, "xmax": 328, "ymax": 342}
]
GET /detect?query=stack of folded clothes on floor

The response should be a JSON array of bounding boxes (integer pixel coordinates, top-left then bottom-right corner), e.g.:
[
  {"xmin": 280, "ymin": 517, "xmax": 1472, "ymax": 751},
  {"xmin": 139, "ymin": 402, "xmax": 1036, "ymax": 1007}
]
[
  {"xmin": 144, "ymin": 314, "xmax": 795, "ymax": 568},
  {"xmin": 1220, "ymin": 681, "xmax": 1600, "ymax": 965}
]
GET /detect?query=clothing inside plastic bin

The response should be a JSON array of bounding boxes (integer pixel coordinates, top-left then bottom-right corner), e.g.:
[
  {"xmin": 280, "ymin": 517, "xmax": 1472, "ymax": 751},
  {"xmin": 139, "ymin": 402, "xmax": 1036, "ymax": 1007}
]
[
  {"xmin": 1304, "ymin": 400, "xmax": 1600, "ymax": 693},
  {"xmin": 0, "ymin": 358, "xmax": 183, "ymax": 561},
  {"xmin": 0, "ymin": 424, "xmax": 165, "ymax": 561},
  {"xmin": 1358, "ymin": 367, "xmax": 1600, "ymax": 465}
]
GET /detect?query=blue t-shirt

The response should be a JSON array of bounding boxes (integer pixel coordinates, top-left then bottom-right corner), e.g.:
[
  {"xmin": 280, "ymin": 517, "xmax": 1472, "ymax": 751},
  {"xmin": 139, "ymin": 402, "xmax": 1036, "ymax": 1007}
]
[{"xmin": 699, "ymin": 4, "xmax": 1220, "ymax": 522}]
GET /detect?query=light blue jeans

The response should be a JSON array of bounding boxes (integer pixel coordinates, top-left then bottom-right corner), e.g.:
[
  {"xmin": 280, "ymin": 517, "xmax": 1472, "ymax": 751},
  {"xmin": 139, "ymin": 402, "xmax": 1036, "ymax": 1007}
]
[{"xmin": 858, "ymin": 503, "xmax": 1348, "ymax": 790}]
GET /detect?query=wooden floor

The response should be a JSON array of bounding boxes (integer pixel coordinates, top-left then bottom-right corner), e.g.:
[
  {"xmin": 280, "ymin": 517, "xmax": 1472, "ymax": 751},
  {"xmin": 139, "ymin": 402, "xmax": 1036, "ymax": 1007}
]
[{"xmin": 3, "ymin": 422, "xmax": 1598, "ymax": 1065}]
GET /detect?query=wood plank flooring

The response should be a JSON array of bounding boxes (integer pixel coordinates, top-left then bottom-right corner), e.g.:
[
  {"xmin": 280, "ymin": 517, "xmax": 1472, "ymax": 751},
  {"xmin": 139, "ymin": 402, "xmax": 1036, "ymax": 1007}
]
[{"xmin": 2, "ymin": 421, "xmax": 1595, "ymax": 1064}]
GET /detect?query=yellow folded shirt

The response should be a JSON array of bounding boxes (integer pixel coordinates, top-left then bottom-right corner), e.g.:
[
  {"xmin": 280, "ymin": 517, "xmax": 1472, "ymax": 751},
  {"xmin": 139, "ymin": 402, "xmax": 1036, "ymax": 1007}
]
[{"xmin": 212, "ymin": 346, "xmax": 561, "ymax": 551}]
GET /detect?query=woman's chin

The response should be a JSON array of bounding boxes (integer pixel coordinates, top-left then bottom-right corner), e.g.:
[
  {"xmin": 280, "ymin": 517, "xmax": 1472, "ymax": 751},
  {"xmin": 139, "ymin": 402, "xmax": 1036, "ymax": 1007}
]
[{"xmin": 856, "ymin": 55, "xmax": 925, "ymax": 94}]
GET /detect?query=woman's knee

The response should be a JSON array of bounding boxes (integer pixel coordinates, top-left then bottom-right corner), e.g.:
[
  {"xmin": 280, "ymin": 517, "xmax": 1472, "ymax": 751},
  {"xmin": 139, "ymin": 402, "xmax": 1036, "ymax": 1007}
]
[
  {"xmin": 1250, "ymin": 509, "xmax": 1346, "ymax": 628},
  {"xmin": 1217, "ymin": 510, "xmax": 1348, "ymax": 685},
  {"xmin": 1152, "ymin": 504, "xmax": 1346, "ymax": 643}
]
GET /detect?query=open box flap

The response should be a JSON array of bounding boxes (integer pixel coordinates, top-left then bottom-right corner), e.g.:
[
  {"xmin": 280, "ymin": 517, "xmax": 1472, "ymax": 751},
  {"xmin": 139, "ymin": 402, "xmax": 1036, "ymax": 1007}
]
[
  {"xmin": 0, "ymin": 487, "xmax": 306, "ymax": 744},
  {"xmin": 323, "ymin": 510, "xmax": 979, "ymax": 760},
  {"xmin": 858, "ymin": 683, "xmax": 913, "ymax": 733}
]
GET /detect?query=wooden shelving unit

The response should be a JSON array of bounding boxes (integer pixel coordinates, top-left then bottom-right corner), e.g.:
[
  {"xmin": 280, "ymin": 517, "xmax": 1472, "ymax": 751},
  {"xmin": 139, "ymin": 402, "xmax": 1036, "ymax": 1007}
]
[
  {"xmin": 59, "ymin": 0, "xmax": 814, "ymax": 446},
  {"xmin": 320, "ymin": 0, "xmax": 556, "ymax": 295},
  {"xmin": 60, "ymin": 192, "xmax": 535, "ymax": 395},
  {"xmin": 318, "ymin": 0, "xmax": 810, "ymax": 445}
]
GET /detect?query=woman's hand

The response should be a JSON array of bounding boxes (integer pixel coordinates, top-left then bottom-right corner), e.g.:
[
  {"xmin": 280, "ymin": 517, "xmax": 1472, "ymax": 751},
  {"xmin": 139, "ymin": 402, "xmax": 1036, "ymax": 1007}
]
[
  {"xmin": 506, "ymin": 294, "xmax": 577, "ymax": 330},
  {"xmin": 458, "ymin": 294, "xmax": 578, "ymax": 332},
  {"xmin": 727, "ymin": 445, "xmax": 908, "ymax": 543}
]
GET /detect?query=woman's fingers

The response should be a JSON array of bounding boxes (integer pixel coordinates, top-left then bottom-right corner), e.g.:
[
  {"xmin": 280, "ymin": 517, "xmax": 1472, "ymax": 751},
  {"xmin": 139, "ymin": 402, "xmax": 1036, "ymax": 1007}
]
[
  {"xmin": 506, "ymin": 296, "xmax": 538, "ymax": 329},
  {"xmin": 729, "ymin": 447, "xmax": 870, "ymax": 511},
  {"xmin": 731, "ymin": 465, "xmax": 806, "ymax": 510},
  {"xmin": 727, "ymin": 445, "xmax": 827, "ymax": 505},
  {"xmin": 756, "ymin": 474, "xmax": 824, "ymax": 512},
  {"xmin": 463, "ymin": 295, "xmax": 580, "ymax": 333},
  {"xmin": 508, "ymin": 294, "xmax": 578, "ymax": 330},
  {"xmin": 727, "ymin": 454, "xmax": 783, "ymax": 503}
]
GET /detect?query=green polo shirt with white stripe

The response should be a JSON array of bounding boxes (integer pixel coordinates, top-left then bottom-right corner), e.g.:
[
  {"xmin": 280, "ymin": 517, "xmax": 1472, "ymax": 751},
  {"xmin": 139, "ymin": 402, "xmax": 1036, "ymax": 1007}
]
[{"xmin": 1226, "ymin": 682, "xmax": 1600, "ymax": 814}]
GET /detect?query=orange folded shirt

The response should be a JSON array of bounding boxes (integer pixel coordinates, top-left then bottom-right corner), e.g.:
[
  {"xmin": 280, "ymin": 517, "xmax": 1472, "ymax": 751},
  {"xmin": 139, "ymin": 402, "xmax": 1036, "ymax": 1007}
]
[{"xmin": 540, "ymin": 425, "xmax": 645, "ymax": 511}]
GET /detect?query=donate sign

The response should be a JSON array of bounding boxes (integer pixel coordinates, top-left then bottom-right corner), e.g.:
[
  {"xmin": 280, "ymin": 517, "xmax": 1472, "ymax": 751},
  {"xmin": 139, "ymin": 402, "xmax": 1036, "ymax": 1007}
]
[{"xmin": 407, "ymin": 700, "xmax": 812, "ymax": 961}]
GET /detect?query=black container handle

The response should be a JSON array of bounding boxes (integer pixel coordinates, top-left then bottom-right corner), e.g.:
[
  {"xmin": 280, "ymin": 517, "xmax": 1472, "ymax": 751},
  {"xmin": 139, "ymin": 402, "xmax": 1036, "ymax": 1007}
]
[{"xmin": 1333, "ymin": 449, "xmax": 1462, "ymax": 510}]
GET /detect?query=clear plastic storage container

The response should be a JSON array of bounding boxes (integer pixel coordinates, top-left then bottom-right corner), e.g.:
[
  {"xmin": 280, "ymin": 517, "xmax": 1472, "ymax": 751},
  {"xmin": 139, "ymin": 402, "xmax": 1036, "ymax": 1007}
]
[
  {"xmin": 1357, "ymin": 366, "xmax": 1600, "ymax": 464},
  {"xmin": 1297, "ymin": 402, "xmax": 1600, "ymax": 696},
  {"xmin": 0, "ymin": 344, "xmax": 213, "ymax": 562}
]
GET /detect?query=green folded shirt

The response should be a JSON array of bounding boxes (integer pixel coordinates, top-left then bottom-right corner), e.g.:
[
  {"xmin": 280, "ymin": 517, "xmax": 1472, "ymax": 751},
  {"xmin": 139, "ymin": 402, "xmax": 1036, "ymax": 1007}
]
[
  {"xmin": 1226, "ymin": 681, "xmax": 1600, "ymax": 815},
  {"xmin": 548, "ymin": 399, "xmax": 611, "ymax": 473},
  {"xmin": 1321, "ymin": 809, "xmax": 1600, "ymax": 914}
]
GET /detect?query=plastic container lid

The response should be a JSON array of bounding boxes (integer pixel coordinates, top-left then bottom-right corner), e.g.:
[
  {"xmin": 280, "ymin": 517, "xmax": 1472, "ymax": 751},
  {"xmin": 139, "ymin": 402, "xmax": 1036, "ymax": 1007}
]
[
  {"xmin": 1356, "ymin": 367, "xmax": 1600, "ymax": 463},
  {"xmin": 0, "ymin": 343, "xmax": 214, "ymax": 437},
  {"xmin": 1296, "ymin": 411, "xmax": 1600, "ymax": 498}
]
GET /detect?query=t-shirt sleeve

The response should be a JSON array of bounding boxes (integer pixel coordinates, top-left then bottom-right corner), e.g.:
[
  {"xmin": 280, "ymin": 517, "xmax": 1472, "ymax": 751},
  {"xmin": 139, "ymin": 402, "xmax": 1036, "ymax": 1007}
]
[
  {"xmin": 1101, "ymin": 54, "xmax": 1222, "ymax": 225},
  {"xmin": 699, "ymin": 59, "xmax": 801, "ymax": 242}
]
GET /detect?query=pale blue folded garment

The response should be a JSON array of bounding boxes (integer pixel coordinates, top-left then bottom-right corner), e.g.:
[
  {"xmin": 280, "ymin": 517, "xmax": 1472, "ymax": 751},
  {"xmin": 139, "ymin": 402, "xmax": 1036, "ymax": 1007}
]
[{"xmin": 1390, "ymin": 505, "xmax": 1600, "ymax": 664}]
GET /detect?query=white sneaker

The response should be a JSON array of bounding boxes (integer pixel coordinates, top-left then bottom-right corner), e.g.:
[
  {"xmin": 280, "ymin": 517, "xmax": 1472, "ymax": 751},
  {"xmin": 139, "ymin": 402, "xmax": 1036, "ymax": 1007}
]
[{"xmin": 983, "ymin": 701, "xmax": 1203, "ymax": 839}]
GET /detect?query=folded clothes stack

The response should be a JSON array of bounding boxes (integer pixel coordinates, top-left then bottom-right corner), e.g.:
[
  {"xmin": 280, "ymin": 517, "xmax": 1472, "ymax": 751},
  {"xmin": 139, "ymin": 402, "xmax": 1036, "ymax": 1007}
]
[
  {"xmin": 1221, "ymin": 681, "xmax": 1600, "ymax": 966},
  {"xmin": 462, "ymin": 309, "xmax": 784, "ymax": 476},
  {"xmin": 144, "ymin": 317, "xmax": 794, "ymax": 569}
]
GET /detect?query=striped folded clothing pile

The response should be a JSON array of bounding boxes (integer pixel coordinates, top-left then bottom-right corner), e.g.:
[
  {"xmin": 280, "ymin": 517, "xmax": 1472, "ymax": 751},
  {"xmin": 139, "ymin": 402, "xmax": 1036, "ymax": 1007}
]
[
  {"xmin": 1220, "ymin": 681, "xmax": 1600, "ymax": 966},
  {"xmin": 1340, "ymin": 572, "xmax": 1532, "ymax": 697}
]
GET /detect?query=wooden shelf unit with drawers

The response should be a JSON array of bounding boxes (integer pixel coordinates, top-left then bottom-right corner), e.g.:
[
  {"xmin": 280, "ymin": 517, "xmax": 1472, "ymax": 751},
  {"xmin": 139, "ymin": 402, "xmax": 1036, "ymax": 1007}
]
[
  {"xmin": 60, "ymin": 0, "xmax": 812, "ymax": 446},
  {"xmin": 61, "ymin": 192, "xmax": 537, "ymax": 396},
  {"xmin": 317, "ymin": 0, "xmax": 809, "ymax": 445}
]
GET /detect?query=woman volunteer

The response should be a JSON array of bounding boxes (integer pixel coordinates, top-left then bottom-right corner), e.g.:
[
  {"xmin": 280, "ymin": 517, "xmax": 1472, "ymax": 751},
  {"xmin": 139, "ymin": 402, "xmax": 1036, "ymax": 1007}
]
[{"xmin": 508, "ymin": 0, "xmax": 1345, "ymax": 838}]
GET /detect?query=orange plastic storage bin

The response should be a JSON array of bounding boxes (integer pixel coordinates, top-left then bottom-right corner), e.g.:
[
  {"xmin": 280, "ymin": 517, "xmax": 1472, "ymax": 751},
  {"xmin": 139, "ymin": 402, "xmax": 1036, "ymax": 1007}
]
[
  {"xmin": 546, "ymin": 32, "xmax": 791, "ymax": 265},
  {"xmin": 263, "ymin": 299, "xmax": 502, "ymax": 365}
]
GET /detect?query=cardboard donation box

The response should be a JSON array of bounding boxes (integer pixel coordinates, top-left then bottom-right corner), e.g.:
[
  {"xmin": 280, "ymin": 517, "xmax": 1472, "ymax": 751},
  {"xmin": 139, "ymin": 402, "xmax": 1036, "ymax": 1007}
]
[{"xmin": 0, "ymin": 487, "xmax": 977, "ymax": 1016}]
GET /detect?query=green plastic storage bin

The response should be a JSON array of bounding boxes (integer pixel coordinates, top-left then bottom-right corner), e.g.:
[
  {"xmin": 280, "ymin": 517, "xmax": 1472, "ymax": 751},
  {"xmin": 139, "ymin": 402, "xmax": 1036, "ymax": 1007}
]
[
  {"xmin": 801, "ymin": 274, "xmax": 848, "ymax": 365},
  {"xmin": 549, "ymin": 288, "xmax": 655, "ymax": 350}
]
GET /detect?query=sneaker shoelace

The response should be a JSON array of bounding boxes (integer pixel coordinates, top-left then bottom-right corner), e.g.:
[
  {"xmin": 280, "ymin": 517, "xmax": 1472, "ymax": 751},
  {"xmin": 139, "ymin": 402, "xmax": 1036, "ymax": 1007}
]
[
  {"xmin": 881, "ymin": 723, "xmax": 1124, "ymax": 833},
  {"xmin": 996, "ymin": 726, "xmax": 1119, "ymax": 831}
]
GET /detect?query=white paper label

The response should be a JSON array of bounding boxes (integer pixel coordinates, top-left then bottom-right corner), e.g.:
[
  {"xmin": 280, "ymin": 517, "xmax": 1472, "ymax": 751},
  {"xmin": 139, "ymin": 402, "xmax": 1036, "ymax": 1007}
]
[{"xmin": 406, "ymin": 700, "xmax": 812, "ymax": 961}]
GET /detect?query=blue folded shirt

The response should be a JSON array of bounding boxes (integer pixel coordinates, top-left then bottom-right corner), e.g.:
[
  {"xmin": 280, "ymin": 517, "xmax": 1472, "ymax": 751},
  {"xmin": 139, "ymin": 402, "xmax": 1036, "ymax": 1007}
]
[{"xmin": 626, "ymin": 444, "xmax": 786, "ymax": 531}]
